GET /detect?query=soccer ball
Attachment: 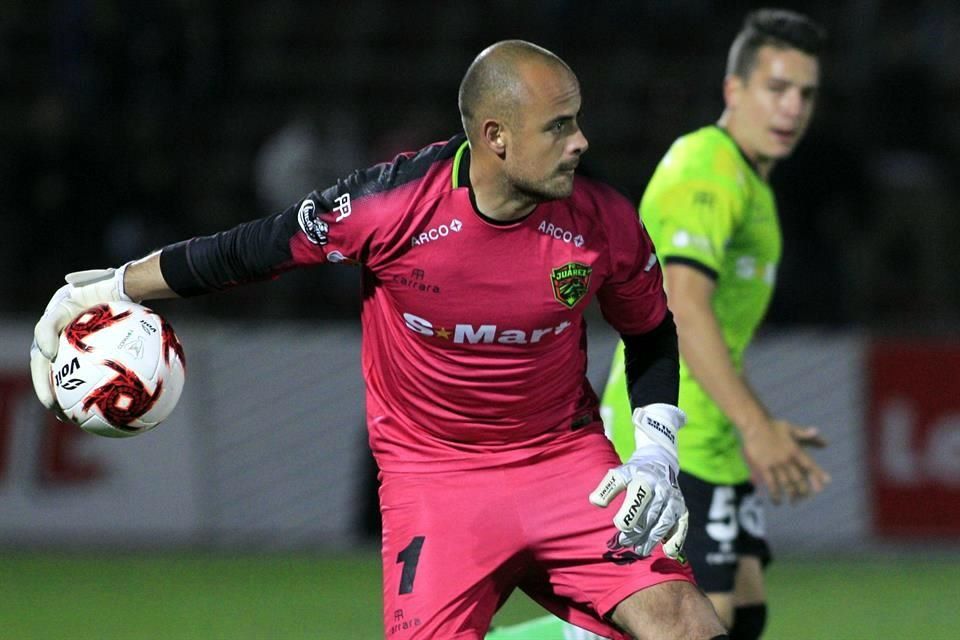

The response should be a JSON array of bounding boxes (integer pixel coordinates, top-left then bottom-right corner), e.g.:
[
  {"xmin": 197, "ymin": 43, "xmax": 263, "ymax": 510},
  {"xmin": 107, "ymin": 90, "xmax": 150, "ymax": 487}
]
[{"xmin": 50, "ymin": 301, "xmax": 186, "ymax": 438}]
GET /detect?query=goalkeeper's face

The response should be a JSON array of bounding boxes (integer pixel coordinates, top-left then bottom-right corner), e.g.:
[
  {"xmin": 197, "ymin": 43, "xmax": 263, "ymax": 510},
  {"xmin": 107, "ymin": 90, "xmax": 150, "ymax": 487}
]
[
  {"xmin": 725, "ymin": 44, "xmax": 819, "ymax": 167},
  {"xmin": 502, "ymin": 62, "xmax": 589, "ymax": 202}
]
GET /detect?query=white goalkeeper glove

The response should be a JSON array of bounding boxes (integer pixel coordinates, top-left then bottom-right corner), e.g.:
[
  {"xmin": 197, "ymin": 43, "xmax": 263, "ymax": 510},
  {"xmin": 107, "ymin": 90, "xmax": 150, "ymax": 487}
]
[
  {"xmin": 30, "ymin": 266, "xmax": 135, "ymax": 410},
  {"xmin": 589, "ymin": 403, "xmax": 689, "ymax": 559}
]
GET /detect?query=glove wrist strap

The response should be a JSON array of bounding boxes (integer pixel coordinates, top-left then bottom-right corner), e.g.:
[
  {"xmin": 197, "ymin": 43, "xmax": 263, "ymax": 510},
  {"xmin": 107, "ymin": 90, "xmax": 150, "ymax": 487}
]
[
  {"xmin": 633, "ymin": 407, "xmax": 680, "ymax": 451},
  {"xmin": 115, "ymin": 262, "xmax": 135, "ymax": 302},
  {"xmin": 69, "ymin": 265, "xmax": 135, "ymax": 306}
]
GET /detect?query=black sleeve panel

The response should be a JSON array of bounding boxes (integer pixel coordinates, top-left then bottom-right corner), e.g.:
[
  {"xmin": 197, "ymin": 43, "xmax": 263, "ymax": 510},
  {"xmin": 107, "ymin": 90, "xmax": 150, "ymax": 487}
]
[
  {"xmin": 159, "ymin": 211, "xmax": 298, "ymax": 297},
  {"xmin": 620, "ymin": 310, "xmax": 680, "ymax": 409},
  {"xmin": 323, "ymin": 136, "xmax": 460, "ymax": 202},
  {"xmin": 159, "ymin": 135, "xmax": 465, "ymax": 297}
]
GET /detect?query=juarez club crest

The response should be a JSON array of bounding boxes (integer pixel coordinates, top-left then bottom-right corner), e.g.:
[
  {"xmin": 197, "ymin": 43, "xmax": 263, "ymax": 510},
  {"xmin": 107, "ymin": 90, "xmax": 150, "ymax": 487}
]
[{"xmin": 550, "ymin": 262, "xmax": 592, "ymax": 308}]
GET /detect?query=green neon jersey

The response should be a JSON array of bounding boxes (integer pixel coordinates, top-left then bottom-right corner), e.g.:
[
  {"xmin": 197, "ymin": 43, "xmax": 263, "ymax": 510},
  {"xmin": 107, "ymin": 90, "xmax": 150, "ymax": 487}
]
[{"xmin": 601, "ymin": 125, "xmax": 781, "ymax": 484}]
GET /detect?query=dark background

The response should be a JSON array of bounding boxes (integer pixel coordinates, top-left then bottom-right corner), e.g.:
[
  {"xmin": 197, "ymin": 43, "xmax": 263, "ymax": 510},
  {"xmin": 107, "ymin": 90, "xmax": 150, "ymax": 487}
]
[{"xmin": 4, "ymin": 0, "xmax": 959, "ymax": 332}]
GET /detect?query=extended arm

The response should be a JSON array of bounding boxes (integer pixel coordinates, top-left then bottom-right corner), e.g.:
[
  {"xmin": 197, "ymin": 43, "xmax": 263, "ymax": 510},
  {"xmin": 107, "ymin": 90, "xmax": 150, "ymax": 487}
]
[
  {"xmin": 589, "ymin": 312, "xmax": 689, "ymax": 558},
  {"xmin": 665, "ymin": 262, "xmax": 829, "ymax": 502},
  {"xmin": 30, "ymin": 138, "xmax": 455, "ymax": 413}
]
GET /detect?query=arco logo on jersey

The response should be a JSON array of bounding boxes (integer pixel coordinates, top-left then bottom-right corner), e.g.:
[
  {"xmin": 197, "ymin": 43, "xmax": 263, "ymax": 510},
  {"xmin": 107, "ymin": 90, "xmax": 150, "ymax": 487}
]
[
  {"xmin": 402, "ymin": 312, "xmax": 573, "ymax": 345},
  {"xmin": 538, "ymin": 220, "xmax": 585, "ymax": 247},
  {"xmin": 411, "ymin": 219, "xmax": 463, "ymax": 247}
]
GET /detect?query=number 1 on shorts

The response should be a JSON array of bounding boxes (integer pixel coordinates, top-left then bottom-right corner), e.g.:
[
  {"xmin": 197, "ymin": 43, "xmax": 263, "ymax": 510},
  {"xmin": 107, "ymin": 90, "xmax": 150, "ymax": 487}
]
[{"xmin": 397, "ymin": 536, "xmax": 425, "ymax": 595}]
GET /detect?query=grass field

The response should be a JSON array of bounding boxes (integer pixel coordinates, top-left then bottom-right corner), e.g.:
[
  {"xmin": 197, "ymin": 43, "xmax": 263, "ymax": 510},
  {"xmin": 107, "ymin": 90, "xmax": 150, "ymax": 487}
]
[{"xmin": 1, "ymin": 551, "xmax": 957, "ymax": 639}]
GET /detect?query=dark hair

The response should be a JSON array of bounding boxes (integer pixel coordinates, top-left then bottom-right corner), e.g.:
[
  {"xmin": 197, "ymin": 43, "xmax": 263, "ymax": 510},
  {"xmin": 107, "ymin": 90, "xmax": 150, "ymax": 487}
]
[{"xmin": 726, "ymin": 9, "xmax": 827, "ymax": 79}]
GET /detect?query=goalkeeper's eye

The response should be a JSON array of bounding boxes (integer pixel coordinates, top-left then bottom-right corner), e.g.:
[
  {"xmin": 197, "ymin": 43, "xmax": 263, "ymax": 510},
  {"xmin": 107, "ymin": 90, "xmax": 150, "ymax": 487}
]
[{"xmin": 547, "ymin": 116, "xmax": 574, "ymax": 135}]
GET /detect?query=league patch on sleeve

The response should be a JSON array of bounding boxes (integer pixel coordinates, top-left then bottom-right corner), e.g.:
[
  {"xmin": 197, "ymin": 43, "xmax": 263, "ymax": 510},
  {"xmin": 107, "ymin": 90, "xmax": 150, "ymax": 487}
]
[
  {"xmin": 297, "ymin": 199, "xmax": 329, "ymax": 245},
  {"xmin": 671, "ymin": 229, "xmax": 712, "ymax": 253}
]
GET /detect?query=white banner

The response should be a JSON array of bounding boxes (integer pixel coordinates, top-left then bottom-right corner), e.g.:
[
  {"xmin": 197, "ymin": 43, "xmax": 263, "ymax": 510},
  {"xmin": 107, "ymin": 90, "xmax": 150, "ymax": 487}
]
[{"xmin": 0, "ymin": 318, "xmax": 869, "ymax": 552}]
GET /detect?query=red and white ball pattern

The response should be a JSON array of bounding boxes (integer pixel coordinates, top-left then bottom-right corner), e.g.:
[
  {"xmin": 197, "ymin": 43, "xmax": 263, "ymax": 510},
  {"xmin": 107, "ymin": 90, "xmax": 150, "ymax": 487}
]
[{"xmin": 50, "ymin": 301, "xmax": 186, "ymax": 437}]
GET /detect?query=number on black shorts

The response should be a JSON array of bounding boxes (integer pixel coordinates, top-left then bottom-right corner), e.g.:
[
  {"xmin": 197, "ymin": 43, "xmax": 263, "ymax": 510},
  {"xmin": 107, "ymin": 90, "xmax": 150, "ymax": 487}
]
[
  {"xmin": 706, "ymin": 486, "xmax": 738, "ymax": 543},
  {"xmin": 396, "ymin": 536, "xmax": 425, "ymax": 595}
]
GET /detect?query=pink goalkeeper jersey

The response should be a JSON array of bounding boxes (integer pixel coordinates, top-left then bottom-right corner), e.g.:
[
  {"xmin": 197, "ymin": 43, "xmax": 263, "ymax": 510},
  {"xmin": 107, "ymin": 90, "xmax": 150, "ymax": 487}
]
[{"xmin": 251, "ymin": 136, "xmax": 665, "ymax": 471}]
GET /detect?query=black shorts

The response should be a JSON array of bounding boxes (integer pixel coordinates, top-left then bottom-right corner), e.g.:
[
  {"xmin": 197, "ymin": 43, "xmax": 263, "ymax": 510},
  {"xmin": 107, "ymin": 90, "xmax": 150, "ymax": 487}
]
[{"xmin": 678, "ymin": 470, "xmax": 772, "ymax": 593}]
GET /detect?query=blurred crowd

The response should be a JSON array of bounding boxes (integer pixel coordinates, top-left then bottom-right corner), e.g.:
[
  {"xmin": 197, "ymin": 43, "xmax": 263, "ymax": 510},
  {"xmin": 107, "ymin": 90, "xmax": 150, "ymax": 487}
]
[{"xmin": 3, "ymin": 0, "xmax": 960, "ymax": 331}]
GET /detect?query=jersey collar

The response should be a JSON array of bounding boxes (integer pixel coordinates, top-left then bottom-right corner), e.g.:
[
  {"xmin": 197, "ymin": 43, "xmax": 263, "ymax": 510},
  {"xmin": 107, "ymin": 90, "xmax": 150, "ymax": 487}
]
[
  {"xmin": 713, "ymin": 125, "xmax": 764, "ymax": 182},
  {"xmin": 452, "ymin": 138, "xmax": 471, "ymax": 190},
  {"xmin": 451, "ymin": 138, "xmax": 534, "ymax": 227}
]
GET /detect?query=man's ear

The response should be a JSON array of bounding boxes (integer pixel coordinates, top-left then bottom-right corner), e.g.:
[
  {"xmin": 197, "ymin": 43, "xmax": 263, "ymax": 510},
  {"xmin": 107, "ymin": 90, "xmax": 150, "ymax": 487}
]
[
  {"xmin": 722, "ymin": 74, "xmax": 742, "ymax": 110},
  {"xmin": 481, "ymin": 120, "xmax": 507, "ymax": 156}
]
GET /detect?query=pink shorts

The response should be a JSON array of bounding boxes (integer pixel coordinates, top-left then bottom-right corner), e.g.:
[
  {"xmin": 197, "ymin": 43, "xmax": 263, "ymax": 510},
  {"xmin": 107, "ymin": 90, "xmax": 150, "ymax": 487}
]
[{"xmin": 379, "ymin": 430, "xmax": 695, "ymax": 639}]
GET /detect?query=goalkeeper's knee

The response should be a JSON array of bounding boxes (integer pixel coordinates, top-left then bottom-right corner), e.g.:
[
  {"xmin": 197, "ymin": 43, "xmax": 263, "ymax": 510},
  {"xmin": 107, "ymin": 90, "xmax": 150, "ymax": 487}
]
[{"xmin": 729, "ymin": 604, "xmax": 767, "ymax": 640}]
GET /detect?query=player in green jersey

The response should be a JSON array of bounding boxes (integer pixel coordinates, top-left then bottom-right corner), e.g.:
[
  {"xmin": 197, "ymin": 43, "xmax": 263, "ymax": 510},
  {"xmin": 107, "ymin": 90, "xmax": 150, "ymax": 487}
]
[
  {"xmin": 488, "ymin": 9, "xmax": 830, "ymax": 640},
  {"xmin": 603, "ymin": 9, "xmax": 831, "ymax": 640}
]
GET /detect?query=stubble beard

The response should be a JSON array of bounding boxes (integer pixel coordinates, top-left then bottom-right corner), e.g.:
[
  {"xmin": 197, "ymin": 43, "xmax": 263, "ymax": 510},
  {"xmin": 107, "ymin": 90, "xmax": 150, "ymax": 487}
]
[{"xmin": 511, "ymin": 171, "xmax": 573, "ymax": 204}]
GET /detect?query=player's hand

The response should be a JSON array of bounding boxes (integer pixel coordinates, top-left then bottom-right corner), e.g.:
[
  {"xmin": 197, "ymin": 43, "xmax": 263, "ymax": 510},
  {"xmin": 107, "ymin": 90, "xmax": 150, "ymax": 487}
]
[
  {"xmin": 791, "ymin": 424, "xmax": 827, "ymax": 448},
  {"xmin": 589, "ymin": 404, "xmax": 688, "ymax": 558},
  {"xmin": 742, "ymin": 418, "xmax": 831, "ymax": 504},
  {"xmin": 589, "ymin": 452, "xmax": 687, "ymax": 557},
  {"xmin": 31, "ymin": 267, "xmax": 133, "ymax": 409},
  {"xmin": 30, "ymin": 339, "xmax": 58, "ymax": 411}
]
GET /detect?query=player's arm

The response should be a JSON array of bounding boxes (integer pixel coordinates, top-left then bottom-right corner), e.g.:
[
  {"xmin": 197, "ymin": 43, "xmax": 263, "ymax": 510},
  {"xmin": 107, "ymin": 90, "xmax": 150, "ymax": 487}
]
[
  {"xmin": 588, "ymin": 183, "xmax": 694, "ymax": 559},
  {"xmin": 33, "ymin": 196, "xmax": 307, "ymax": 364},
  {"xmin": 32, "ymin": 196, "xmax": 328, "ymax": 411},
  {"xmin": 665, "ymin": 261, "xmax": 830, "ymax": 503},
  {"xmin": 32, "ymin": 176, "xmax": 337, "ymax": 407},
  {"xmin": 620, "ymin": 310, "xmax": 679, "ymax": 409},
  {"xmin": 589, "ymin": 311, "xmax": 689, "ymax": 559},
  {"xmin": 124, "ymin": 252, "xmax": 177, "ymax": 300},
  {"xmin": 31, "ymin": 139, "xmax": 456, "ymax": 411}
]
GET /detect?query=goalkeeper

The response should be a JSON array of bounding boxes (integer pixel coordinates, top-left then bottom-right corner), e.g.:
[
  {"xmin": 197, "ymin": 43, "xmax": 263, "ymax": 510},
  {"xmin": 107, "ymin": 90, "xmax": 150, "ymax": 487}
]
[
  {"xmin": 488, "ymin": 8, "xmax": 830, "ymax": 640},
  {"xmin": 31, "ymin": 40, "xmax": 729, "ymax": 640}
]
